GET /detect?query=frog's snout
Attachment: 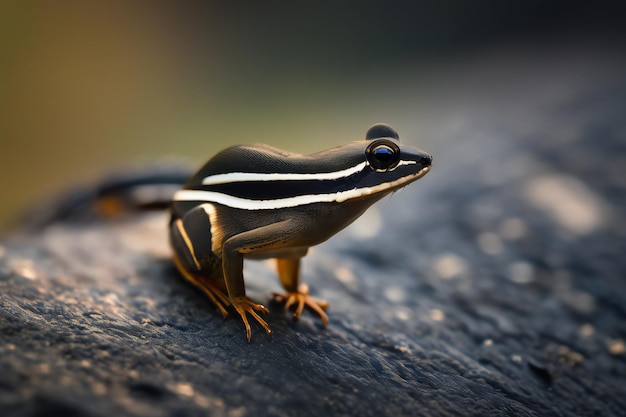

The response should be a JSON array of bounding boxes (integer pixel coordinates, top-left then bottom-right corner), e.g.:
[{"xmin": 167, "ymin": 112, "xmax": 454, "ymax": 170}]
[
  {"xmin": 420, "ymin": 153, "xmax": 432, "ymax": 167},
  {"xmin": 412, "ymin": 151, "xmax": 432, "ymax": 170}
]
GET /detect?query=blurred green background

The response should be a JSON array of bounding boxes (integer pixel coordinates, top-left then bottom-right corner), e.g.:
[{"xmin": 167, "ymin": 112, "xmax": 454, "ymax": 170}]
[{"xmin": 1, "ymin": 1, "xmax": 624, "ymax": 229}]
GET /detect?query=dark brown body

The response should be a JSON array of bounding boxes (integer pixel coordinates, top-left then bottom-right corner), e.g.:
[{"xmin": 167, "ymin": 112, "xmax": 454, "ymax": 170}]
[{"xmin": 168, "ymin": 125, "xmax": 432, "ymax": 340}]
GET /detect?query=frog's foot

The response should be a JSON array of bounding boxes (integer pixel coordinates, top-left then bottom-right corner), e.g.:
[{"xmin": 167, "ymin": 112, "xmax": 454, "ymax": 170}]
[
  {"xmin": 173, "ymin": 256, "xmax": 230, "ymax": 318},
  {"xmin": 231, "ymin": 296, "xmax": 272, "ymax": 342},
  {"xmin": 273, "ymin": 284, "xmax": 329, "ymax": 327}
]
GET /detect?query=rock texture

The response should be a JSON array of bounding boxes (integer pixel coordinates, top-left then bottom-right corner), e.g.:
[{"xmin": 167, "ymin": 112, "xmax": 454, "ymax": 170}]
[{"xmin": 2, "ymin": 53, "xmax": 626, "ymax": 417}]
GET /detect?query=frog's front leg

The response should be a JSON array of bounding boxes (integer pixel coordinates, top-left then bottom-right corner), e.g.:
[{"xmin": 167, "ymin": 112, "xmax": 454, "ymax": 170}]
[
  {"xmin": 272, "ymin": 257, "xmax": 329, "ymax": 326},
  {"xmin": 221, "ymin": 220, "xmax": 302, "ymax": 341}
]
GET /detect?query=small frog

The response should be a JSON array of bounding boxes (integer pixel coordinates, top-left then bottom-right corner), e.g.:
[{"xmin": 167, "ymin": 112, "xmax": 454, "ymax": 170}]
[{"xmin": 170, "ymin": 124, "xmax": 432, "ymax": 340}]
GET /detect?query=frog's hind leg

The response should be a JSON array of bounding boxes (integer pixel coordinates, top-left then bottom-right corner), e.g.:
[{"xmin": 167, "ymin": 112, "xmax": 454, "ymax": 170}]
[
  {"xmin": 170, "ymin": 207, "xmax": 231, "ymax": 318},
  {"xmin": 272, "ymin": 257, "xmax": 329, "ymax": 326},
  {"xmin": 173, "ymin": 255, "xmax": 230, "ymax": 318}
]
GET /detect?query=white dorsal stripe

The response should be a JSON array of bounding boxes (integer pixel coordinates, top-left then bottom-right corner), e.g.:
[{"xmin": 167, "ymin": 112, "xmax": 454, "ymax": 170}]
[
  {"xmin": 176, "ymin": 167, "xmax": 429, "ymax": 210},
  {"xmin": 201, "ymin": 162, "xmax": 368, "ymax": 185}
]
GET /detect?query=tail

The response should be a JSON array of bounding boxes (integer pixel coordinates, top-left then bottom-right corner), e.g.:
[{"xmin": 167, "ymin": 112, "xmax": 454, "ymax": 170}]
[{"xmin": 21, "ymin": 164, "xmax": 193, "ymax": 229}]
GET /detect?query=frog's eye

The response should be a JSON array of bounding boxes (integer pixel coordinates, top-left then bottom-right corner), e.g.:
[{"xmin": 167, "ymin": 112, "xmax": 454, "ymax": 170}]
[{"xmin": 366, "ymin": 140, "xmax": 401, "ymax": 170}]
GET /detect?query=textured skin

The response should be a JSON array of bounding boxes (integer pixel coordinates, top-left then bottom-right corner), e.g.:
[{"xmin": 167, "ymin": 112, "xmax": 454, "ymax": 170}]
[{"xmin": 2, "ymin": 59, "xmax": 626, "ymax": 417}]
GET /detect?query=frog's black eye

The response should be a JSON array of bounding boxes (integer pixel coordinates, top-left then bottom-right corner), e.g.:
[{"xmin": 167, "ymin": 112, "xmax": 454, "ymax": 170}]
[
  {"xmin": 366, "ymin": 139, "xmax": 401, "ymax": 170},
  {"xmin": 365, "ymin": 123, "xmax": 400, "ymax": 141}
]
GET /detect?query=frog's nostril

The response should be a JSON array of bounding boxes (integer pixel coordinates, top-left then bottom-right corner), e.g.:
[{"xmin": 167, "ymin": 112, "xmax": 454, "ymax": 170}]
[{"xmin": 420, "ymin": 154, "xmax": 432, "ymax": 166}]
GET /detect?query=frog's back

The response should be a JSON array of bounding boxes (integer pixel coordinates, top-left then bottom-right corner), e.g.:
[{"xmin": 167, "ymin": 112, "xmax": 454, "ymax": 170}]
[{"xmin": 185, "ymin": 143, "xmax": 367, "ymax": 188}]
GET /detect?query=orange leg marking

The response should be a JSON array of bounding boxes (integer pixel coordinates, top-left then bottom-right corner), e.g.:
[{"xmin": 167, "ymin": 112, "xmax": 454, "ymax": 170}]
[{"xmin": 173, "ymin": 255, "xmax": 230, "ymax": 318}]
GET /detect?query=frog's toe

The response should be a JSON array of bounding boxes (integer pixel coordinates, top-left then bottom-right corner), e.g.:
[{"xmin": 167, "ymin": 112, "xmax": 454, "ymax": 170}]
[
  {"xmin": 231, "ymin": 296, "xmax": 272, "ymax": 342},
  {"xmin": 273, "ymin": 284, "xmax": 329, "ymax": 327}
]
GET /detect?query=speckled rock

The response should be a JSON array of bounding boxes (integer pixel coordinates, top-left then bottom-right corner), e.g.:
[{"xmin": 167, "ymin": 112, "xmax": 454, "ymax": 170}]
[{"xmin": 2, "ymin": 58, "xmax": 626, "ymax": 417}]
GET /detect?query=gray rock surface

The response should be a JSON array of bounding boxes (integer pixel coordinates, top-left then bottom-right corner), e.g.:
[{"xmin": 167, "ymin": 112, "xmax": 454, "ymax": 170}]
[{"xmin": 2, "ymin": 51, "xmax": 626, "ymax": 417}]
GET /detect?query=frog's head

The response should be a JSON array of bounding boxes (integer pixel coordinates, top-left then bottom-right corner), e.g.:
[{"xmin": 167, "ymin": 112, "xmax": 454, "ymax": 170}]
[
  {"xmin": 362, "ymin": 123, "xmax": 431, "ymax": 189},
  {"xmin": 316, "ymin": 123, "xmax": 431, "ymax": 204}
]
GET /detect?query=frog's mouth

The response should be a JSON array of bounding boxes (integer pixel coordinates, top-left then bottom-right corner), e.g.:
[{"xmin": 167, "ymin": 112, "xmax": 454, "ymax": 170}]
[
  {"xmin": 397, "ymin": 165, "xmax": 431, "ymax": 187},
  {"xmin": 340, "ymin": 165, "xmax": 431, "ymax": 201},
  {"xmin": 397, "ymin": 165, "xmax": 431, "ymax": 185}
]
